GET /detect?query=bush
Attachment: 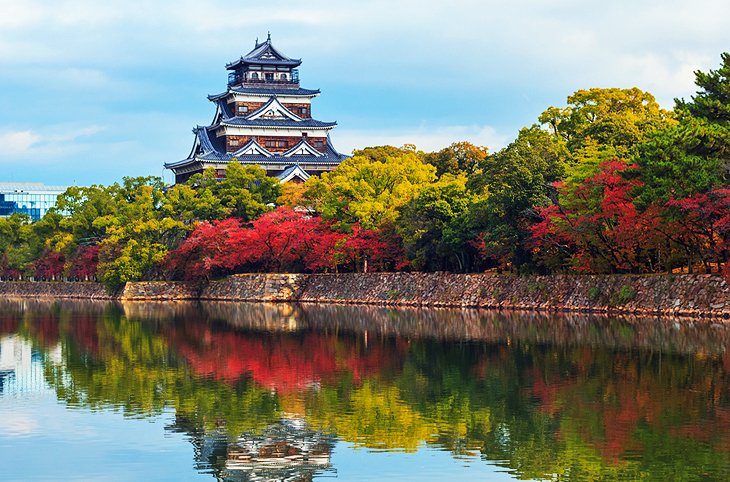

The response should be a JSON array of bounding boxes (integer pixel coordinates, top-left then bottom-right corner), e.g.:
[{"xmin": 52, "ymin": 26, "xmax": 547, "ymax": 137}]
[
  {"xmin": 587, "ymin": 286, "xmax": 602, "ymax": 301},
  {"xmin": 611, "ymin": 284, "xmax": 637, "ymax": 305}
]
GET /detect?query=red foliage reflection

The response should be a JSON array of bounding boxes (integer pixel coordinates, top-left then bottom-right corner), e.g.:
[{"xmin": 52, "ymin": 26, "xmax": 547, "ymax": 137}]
[{"xmin": 166, "ymin": 322, "xmax": 406, "ymax": 392}]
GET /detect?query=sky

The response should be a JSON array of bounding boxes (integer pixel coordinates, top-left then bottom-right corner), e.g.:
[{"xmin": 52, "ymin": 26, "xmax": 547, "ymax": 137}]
[{"xmin": 0, "ymin": 0, "xmax": 729, "ymax": 186}]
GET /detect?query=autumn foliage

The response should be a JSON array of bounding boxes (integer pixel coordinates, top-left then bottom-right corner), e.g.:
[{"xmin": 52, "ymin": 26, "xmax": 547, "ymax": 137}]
[
  {"xmin": 6, "ymin": 53, "xmax": 730, "ymax": 282},
  {"xmin": 33, "ymin": 251, "xmax": 66, "ymax": 280},
  {"xmin": 531, "ymin": 161, "xmax": 651, "ymax": 272},
  {"xmin": 531, "ymin": 159, "xmax": 730, "ymax": 275},
  {"xmin": 68, "ymin": 245, "xmax": 101, "ymax": 280},
  {"xmin": 165, "ymin": 207, "xmax": 406, "ymax": 279}
]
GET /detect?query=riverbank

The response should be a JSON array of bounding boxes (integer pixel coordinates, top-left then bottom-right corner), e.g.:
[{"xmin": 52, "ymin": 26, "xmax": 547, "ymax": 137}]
[{"xmin": 1, "ymin": 272, "xmax": 729, "ymax": 318}]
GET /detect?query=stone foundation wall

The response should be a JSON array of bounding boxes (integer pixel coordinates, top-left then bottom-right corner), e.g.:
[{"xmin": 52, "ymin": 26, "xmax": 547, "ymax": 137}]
[
  {"xmin": 201, "ymin": 274, "xmax": 306, "ymax": 301},
  {"xmin": 2, "ymin": 273, "xmax": 729, "ymax": 318},
  {"xmin": 0, "ymin": 281, "xmax": 112, "ymax": 299},
  {"xmin": 297, "ymin": 273, "xmax": 730, "ymax": 317},
  {"xmin": 120, "ymin": 281, "xmax": 199, "ymax": 300}
]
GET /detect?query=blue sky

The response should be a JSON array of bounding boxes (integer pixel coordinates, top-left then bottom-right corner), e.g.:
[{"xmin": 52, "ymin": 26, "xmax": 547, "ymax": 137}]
[{"xmin": 1, "ymin": 0, "xmax": 729, "ymax": 186}]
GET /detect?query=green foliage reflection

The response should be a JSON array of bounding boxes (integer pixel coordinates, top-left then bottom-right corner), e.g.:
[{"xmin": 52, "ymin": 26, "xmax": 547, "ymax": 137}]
[{"xmin": 5, "ymin": 300, "xmax": 730, "ymax": 480}]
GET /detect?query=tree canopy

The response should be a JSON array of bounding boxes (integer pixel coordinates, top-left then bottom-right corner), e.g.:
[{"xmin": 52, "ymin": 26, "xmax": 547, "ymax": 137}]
[{"xmin": 4, "ymin": 52, "xmax": 730, "ymax": 281}]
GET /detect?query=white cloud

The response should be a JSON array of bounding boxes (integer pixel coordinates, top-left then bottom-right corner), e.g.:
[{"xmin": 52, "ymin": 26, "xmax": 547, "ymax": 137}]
[
  {"xmin": 0, "ymin": 130, "xmax": 40, "ymax": 155},
  {"xmin": 0, "ymin": 0, "xmax": 727, "ymax": 101},
  {"xmin": 336, "ymin": 124, "xmax": 509, "ymax": 153},
  {"xmin": 0, "ymin": 126, "xmax": 102, "ymax": 160},
  {"xmin": 609, "ymin": 51, "xmax": 711, "ymax": 107},
  {"xmin": 0, "ymin": 0, "xmax": 729, "ymax": 184}
]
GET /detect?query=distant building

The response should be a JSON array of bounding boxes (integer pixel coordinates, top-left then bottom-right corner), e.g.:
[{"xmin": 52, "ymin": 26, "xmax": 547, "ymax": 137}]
[
  {"xmin": 165, "ymin": 34, "xmax": 348, "ymax": 184},
  {"xmin": 0, "ymin": 335, "xmax": 57, "ymax": 395},
  {"xmin": 0, "ymin": 183, "xmax": 68, "ymax": 221}
]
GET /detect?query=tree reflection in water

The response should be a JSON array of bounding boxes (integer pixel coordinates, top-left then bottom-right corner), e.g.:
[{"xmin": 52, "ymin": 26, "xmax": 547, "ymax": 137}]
[{"xmin": 2, "ymin": 298, "xmax": 730, "ymax": 481}]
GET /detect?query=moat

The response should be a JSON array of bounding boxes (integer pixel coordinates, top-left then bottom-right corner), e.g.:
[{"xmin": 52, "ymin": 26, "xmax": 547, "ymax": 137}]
[{"xmin": 2, "ymin": 299, "xmax": 730, "ymax": 481}]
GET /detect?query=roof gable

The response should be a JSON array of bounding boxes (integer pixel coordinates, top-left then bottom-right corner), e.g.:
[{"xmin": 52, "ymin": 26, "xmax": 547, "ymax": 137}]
[
  {"xmin": 244, "ymin": 36, "xmax": 292, "ymax": 62},
  {"xmin": 283, "ymin": 139, "xmax": 324, "ymax": 157},
  {"xmin": 232, "ymin": 139, "xmax": 273, "ymax": 158},
  {"xmin": 247, "ymin": 97, "xmax": 302, "ymax": 121},
  {"xmin": 227, "ymin": 36, "xmax": 302, "ymax": 69},
  {"xmin": 277, "ymin": 165, "xmax": 311, "ymax": 183}
]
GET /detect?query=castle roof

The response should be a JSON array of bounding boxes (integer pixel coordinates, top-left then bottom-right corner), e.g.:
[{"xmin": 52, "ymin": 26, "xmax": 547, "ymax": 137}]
[
  {"xmin": 246, "ymin": 96, "xmax": 303, "ymax": 121},
  {"xmin": 226, "ymin": 35, "xmax": 302, "ymax": 69},
  {"xmin": 208, "ymin": 87, "xmax": 320, "ymax": 102},
  {"xmin": 168, "ymin": 35, "xmax": 347, "ymax": 182},
  {"xmin": 220, "ymin": 118, "xmax": 337, "ymax": 129},
  {"xmin": 164, "ymin": 129, "xmax": 347, "ymax": 170},
  {"xmin": 277, "ymin": 165, "xmax": 311, "ymax": 183},
  {"xmin": 211, "ymin": 97, "xmax": 335, "ymax": 129}
]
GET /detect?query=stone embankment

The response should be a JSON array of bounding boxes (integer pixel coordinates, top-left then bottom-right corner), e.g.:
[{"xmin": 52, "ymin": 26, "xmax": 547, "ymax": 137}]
[
  {"xmin": 298, "ymin": 273, "xmax": 730, "ymax": 318},
  {"xmin": 0, "ymin": 281, "xmax": 112, "ymax": 299},
  {"xmin": 1, "ymin": 273, "xmax": 729, "ymax": 318}
]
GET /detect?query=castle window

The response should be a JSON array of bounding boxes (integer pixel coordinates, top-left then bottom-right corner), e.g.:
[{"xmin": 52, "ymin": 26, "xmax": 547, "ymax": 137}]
[
  {"xmin": 229, "ymin": 139, "xmax": 239, "ymax": 147},
  {"xmin": 265, "ymin": 140, "xmax": 288, "ymax": 148},
  {"xmin": 237, "ymin": 105, "xmax": 248, "ymax": 113},
  {"xmin": 250, "ymin": 73, "xmax": 259, "ymax": 80}
]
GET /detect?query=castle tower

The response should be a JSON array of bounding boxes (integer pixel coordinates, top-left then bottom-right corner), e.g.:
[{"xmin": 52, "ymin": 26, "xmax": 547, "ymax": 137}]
[{"xmin": 166, "ymin": 35, "xmax": 348, "ymax": 184}]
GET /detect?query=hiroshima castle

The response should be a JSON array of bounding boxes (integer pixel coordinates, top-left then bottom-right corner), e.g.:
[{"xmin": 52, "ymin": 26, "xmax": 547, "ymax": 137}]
[{"xmin": 165, "ymin": 34, "xmax": 348, "ymax": 184}]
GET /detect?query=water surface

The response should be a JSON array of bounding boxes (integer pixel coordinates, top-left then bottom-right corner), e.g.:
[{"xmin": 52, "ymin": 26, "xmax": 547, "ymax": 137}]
[{"xmin": 1, "ymin": 299, "xmax": 729, "ymax": 481}]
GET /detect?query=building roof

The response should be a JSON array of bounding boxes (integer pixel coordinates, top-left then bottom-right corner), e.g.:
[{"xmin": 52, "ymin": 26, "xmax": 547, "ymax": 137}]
[
  {"xmin": 207, "ymin": 86, "xmax": 321, "ymax": 101},
  {"xmin": 0, "ymin": 182, "xmax": 68, "ymax": 193},
  {"xmin": 231, "ymin": 139, "xmax": 273, "ymax": 158},
  {"xmin": 276, "ymin": 165, "xmax": 311, "ymax": 183},
  {"xmin": 168, "ymin": 35, "xmax": 347, "ymax": 180},
  {"xmin": 246, "ymin": 96, "xmax": 303, "ymax": 122},
  {"xmin": 220, "ymin": 118, "xmax": 337, "ymax": 129},
  {"xmin": 226, "ymin": 35, "xmax": 302, "ymax": 70},
  {"xmin": 215, "ymin": 100, "xmax": 234, "ymax": 121},
  {"xmin": 282, "ymin": 138, "xmax": 324, "ymax": 157},
  {"xmin": 165, "ymin": 132, "xmax": 348, "ymax": 171}
]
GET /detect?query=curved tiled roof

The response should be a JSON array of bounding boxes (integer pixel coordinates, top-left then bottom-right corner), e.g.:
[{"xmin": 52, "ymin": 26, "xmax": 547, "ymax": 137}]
[
  {"xmin": 231, "ymin": 139, "xmax": 273, "ymax": 158},
  {"xmin": 208, "ymin": 87, "xmax": 320, "ymax": 101},
  {"xmin": 282, "ymin": 138, "xmax": 324, "ymax": 157},
  {"xmin": 221, "ymin": 118, "xmax": 337, "ymax": 129},
  {"xmin": 226, "ymin": 36, "xmax": 302, "ymax": 69},
  {"xmin": 165, "ymin": 129, "xmax": 348, "ymax": 170},
  {"xmin": 246, "ymin": 97, "xmax": 302, "ymax": 122},
  {"xmin": 277, "ymin": 165, "xmax": 311, "ymax": 182}
]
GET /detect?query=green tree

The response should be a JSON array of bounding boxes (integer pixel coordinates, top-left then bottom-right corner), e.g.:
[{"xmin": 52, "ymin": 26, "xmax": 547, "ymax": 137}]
[
  {"xmin": 162, "ymin": 183, "xmax": 227, "ymax": 225},
  {"xmin": 539, "ymin": 87, "xmax": 672, "ymax": 157},
  {"xmin": 303, "ymin": 150, "xmax": 436, "ymax": 229},
  {"xmin": 637, "ymin": 53, "xmax": 730, "ymax": 206},
  {"xmin": 423, "ymin": 141, "xmax": 489, "ymax": 177},
  {"xmin": 187, "ymin": 163, "xmax": 281, "ymax": 221},
  {"xmin": 0, "ymin": 214, "xmax": 34, "ymax": 278},
  {"xmin": 467, "ymin": 127, "xmax": 567, "ymax": 270},
  {"xmin": 397, "ymin": 173, "xmax": 482, "ymax": 271},
  {"xmin": 351, "ymin": 144, "xmax": 422, "ymax": 163},
  {"xmin": 677, "ymin": 52, "xmax": 730, "ymax": 124},
  {"xmin": 54, "ymin": 184, "xmax": 119, "ymax": 244}
]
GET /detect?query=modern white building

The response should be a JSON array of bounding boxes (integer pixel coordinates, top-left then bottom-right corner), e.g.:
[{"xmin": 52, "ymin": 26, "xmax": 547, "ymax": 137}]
[
  {"xmin": 0, "ymin": 335, "xmax": 57, "ymax": 395},
  {"xmin": 0, "ymin": 182, "xmax": 68, "ymax": 221}
]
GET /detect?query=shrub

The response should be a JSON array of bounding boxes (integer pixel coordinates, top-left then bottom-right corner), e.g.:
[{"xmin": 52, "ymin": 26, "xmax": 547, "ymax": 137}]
[
  {"xmin": 587, "ymin": 286, "xmax": 602, "ymax": 301},
  {"xmin": 612, "ymin": 284, "xmax": 637, "ymax": 305}
]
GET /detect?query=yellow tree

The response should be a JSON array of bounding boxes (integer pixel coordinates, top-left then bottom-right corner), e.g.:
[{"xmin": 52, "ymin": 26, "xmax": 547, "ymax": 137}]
[{"xmin": 302, "ymin": 149, "xmax": 436, "ymax": 229}]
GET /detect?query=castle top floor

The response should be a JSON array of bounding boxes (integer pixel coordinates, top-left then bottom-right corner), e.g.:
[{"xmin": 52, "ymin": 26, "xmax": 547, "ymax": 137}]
[{"xmin": 225, "ymin": 34, "xmax": 302, "ymax": 88}]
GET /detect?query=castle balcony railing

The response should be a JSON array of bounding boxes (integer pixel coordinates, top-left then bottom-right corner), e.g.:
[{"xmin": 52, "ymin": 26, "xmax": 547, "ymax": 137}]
[{"xmin": 228, "ymin": 70, "xmax": 300, "ymax": 87}]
